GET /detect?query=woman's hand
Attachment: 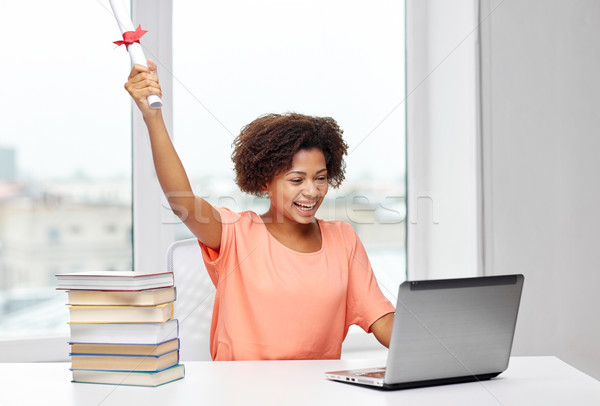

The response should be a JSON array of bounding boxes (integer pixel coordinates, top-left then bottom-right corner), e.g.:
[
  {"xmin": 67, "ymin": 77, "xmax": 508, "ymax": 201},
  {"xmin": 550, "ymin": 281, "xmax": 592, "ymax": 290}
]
[{"xmin": 124, "ymin": 59, "xmax": 162, "ymax": 120}]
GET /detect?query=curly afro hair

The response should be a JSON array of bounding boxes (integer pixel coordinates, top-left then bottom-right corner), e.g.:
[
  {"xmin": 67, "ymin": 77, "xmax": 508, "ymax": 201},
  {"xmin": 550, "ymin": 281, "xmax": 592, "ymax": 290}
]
[{"xmin": 231, "ymin": 113, "xmax": 349, "ymax": 196}]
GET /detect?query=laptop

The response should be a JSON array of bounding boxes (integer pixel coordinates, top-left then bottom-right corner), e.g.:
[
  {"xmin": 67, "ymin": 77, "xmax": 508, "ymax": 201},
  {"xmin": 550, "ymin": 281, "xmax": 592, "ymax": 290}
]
[{"xmin": 325, "ymin": 274, "xmax": 524, "ymax": 390}]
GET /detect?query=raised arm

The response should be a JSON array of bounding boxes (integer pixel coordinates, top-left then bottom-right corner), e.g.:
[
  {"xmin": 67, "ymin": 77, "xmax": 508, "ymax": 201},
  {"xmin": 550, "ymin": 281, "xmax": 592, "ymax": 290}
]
[{"xmin": 125, "ymin": 60, "xmax": 222, "ymax": 251}]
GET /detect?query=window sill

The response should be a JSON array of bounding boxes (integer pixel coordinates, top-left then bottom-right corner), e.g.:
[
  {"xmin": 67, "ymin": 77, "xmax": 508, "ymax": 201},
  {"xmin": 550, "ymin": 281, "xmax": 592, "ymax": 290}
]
[{"xmin": 0, "ymin": 335, "xmax": 69, "ymax": 362}]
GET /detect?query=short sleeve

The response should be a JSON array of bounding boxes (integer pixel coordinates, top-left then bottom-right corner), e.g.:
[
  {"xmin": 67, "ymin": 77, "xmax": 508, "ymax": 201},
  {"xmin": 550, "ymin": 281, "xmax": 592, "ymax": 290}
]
[
  {"xmin": 198, "ymin": 207, "xmax": 241, "ymax": 286},
  {"xmin": 343, "ymin": 224, "xmax": 396, "ymax": 332}
]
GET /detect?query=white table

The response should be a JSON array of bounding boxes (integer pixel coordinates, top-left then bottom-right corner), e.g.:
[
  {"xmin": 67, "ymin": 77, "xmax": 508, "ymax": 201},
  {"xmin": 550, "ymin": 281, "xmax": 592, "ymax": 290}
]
[{"xmin": 0, "ymin": 357, "xmax": 598, "ymax": 406}]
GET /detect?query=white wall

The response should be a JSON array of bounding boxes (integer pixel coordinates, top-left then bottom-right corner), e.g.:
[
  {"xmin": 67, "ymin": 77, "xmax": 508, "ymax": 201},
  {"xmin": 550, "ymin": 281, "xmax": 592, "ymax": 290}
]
[
  {"xmin": 480, "ymin": 0, "xmax": 600, "ymax": 379},
  {"xmin": 406, "ymin": 0, "xmax": 481, "ymax": 280}
]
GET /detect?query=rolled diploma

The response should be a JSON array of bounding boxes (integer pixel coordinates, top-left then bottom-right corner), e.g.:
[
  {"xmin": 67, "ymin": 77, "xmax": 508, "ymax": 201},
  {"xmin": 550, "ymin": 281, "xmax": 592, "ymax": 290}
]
[{"xmin": 108, "ymin": 0, "xmax": 162, "ymax": 109}]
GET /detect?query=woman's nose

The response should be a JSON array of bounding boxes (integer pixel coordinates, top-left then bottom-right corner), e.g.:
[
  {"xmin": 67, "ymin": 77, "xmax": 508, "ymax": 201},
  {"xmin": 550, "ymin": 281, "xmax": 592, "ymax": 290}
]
[{"xmin": 303, "ymin": 180, "xmax": 320, "ymax": 198}]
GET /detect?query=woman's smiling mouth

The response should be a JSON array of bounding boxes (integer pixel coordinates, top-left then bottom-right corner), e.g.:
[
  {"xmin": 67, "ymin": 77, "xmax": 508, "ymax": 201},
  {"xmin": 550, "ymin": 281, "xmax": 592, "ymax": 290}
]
[{"xmin": 294, "ymin": 201, "xmax": 318, "ymax": 211}]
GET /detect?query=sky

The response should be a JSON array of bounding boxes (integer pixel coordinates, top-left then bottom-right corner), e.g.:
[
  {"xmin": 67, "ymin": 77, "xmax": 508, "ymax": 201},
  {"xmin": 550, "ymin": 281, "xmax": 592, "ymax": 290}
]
[
  {"xmin": 1, "ymin": 0, "xmax": 131, "ymax": 180},
  {"xmin": 0, "ymin": 0, "xmax": 405, "ymax": 183}
]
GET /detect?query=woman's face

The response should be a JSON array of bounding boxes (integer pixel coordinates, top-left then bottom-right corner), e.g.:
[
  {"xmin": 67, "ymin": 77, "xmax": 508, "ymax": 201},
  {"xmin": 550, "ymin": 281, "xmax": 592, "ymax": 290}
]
[{"xmin": 264, "ymin": 148, "xmax": 328, "ymax": 225}]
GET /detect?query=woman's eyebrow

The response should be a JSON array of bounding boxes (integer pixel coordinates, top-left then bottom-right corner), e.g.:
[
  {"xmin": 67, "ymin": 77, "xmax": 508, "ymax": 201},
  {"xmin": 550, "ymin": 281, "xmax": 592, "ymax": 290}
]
[{"xmin": 285, "ymin": 168, "xmax": 328, "ymax": 176}]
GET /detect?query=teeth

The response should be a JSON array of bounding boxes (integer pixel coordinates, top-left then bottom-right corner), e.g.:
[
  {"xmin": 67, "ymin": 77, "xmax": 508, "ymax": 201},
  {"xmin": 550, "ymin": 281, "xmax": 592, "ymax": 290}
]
[{"xmin": 295, "ymin": 202, "xmax": 316, "ymax": 210}]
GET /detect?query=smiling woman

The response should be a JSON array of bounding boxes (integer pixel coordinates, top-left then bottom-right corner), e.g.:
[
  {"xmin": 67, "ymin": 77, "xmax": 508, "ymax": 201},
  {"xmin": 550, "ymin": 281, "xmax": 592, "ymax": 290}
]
[
  {"xmin": 126, "ymin": 54, "xmax": 398, "ymax": 359},
  {"xmin": 168, "ymin": 2, "xmax": 407, "ymax": 357},
  {"xmin": 141, "ymin": 0, "xmax": 405, "ymax": 360}
]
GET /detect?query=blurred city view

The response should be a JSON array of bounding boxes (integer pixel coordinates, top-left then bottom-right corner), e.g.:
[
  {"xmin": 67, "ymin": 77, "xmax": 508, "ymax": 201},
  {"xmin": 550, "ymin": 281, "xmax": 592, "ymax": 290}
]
[{"xmin": 0, "ymin": 149, "xmax": 132, "ymax": 338}]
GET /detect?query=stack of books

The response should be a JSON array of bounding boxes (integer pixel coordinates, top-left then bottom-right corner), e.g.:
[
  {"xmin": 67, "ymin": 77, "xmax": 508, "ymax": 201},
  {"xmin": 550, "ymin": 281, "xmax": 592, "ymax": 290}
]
[{"xmin": 56, "ymin": 271, "xmax": 185, "ymax": 387}]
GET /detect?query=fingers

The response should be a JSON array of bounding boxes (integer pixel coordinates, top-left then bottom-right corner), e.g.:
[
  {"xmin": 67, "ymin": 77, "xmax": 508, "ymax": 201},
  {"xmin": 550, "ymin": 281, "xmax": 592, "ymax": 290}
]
[
  {"xmin": 125, "ymin": 82, "xmax": 162, "ymax": 99},
  {"xmin": 124, "ymin": 76, "xmax": 162, "ymax": 98},
  {"xmin": 127, "ymin": 63, "xmax": 150, "ymax": 80},
  {"xmin": 126, "ymin": 60, "xmax": 159, "ymax": 89},
  {"xmin": 127, "ymin": 71, "xmax": 158, "ymax": 86},
  {"xmin": 126, "ymin": 62, "xmax": 159, "ymax": 90}
]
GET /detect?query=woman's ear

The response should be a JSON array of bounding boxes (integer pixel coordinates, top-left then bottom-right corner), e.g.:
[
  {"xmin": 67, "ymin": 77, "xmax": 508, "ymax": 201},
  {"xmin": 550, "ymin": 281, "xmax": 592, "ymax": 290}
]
[{"xmin": 261, "ymin": 184, "xmax": 270, "ymax": 196}]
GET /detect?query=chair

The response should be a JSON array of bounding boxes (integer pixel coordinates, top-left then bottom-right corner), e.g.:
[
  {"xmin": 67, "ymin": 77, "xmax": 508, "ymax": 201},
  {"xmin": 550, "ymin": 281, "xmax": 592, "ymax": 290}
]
[{"xmin": 166, "ymin": 238, "xmax": 215, "ymax": 361}]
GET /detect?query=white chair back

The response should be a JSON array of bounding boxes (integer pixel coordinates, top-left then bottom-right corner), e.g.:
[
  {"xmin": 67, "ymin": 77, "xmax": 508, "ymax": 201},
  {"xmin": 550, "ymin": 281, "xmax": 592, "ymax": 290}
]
[{"xmin": 166, "ymin": 238, "xmax": 215, "ymax": 361}]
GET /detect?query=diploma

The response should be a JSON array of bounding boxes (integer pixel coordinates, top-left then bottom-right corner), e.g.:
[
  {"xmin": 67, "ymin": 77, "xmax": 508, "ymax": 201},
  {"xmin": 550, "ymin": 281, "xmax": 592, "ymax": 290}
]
[{"xmin": 109, "ymin": 0, "xmax": 163, "ymax": 109}]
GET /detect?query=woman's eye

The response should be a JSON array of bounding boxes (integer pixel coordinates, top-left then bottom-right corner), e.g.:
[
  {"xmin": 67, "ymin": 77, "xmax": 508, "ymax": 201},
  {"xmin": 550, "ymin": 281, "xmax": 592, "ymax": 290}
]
[{"xmin": 290, "ymin": 179, "xmax": 302, "ymax": 184}]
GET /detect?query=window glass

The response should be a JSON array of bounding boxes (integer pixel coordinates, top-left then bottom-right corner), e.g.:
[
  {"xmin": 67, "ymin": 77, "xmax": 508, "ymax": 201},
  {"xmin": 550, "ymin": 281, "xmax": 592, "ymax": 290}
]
[
  {"xmin": 0, "ymin": 0, "xmax": 132, "ymax": 339},
  {"xmin": 173, "ymin": 0, "xmax": 406, "ymax": 300}
]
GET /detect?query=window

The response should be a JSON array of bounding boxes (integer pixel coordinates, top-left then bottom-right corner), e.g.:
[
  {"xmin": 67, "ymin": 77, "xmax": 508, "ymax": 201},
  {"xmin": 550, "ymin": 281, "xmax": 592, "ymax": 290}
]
[
  {"xmin": 0, "ymin": 0, "xmax": 406, "ymax": 359},
  {"xmin": 0, "ymin": 1, "xmax": 132, "ymax": 341},
  {"xmin": 172, "ymin": 0, "xmax": 407, "ymax": 301}
]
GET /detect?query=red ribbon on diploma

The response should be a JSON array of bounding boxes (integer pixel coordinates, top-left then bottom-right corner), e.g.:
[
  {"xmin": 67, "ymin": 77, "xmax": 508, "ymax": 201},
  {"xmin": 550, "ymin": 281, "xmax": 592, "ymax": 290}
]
[{"xmin": 113, "ymin": 25, "xmax": 148, "ymax": 50}]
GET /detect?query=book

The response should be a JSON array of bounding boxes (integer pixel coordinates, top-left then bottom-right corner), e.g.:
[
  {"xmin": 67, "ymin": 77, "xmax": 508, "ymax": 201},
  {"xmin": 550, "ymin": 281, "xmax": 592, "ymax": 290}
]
[
  {"xmin": 69, "ymin": 302, "xmax": 173, "ymax": 323},
  {"xmin": 71, "ymin": 364, "xmax": 185, "ymax": 387},
  {"xmin": 70, "ymin": 338, "xmax": 179, "ymax": 356},
  {"xmin": 71, "ymin": 350, "xmax": 179, "ymax": 372},
  {"xmin": 67, "ymin": 287, "xmax": 176, "ymax": 306},
  {"xmin": 69, "ymin": 319, "xmax": 179, "ymax": 344},
  {"xmin": 56, "ymin": 271, "xmax": 174, "ymax": 291}
]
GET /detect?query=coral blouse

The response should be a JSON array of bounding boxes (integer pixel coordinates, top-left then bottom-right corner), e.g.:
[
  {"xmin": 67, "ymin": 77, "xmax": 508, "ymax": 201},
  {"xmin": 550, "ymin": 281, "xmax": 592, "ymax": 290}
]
[{"xmin": 198, "ymin": 207, "xmax": 395, "ymax": 361}]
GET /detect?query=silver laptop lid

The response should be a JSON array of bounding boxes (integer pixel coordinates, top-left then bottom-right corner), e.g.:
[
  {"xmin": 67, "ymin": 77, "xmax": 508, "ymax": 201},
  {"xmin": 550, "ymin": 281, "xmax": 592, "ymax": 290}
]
[{"xmin": 385, "ymin": 274, "xmax": 524, "ymax": 385}]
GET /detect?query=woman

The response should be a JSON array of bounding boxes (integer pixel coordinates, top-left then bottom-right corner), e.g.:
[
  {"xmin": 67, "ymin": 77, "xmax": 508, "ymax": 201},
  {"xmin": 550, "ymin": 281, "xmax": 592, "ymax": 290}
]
[{"xmin": 125, "ymin": 60, "xmax": 395, "ymax": 361}]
